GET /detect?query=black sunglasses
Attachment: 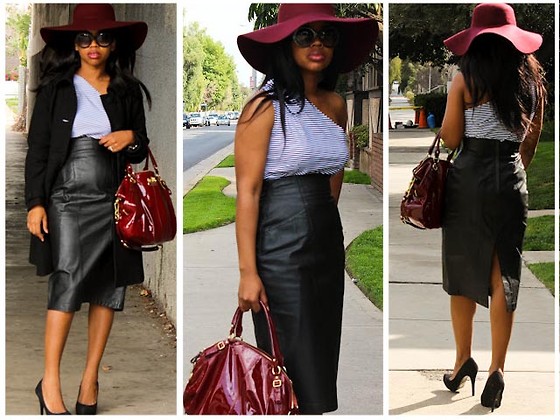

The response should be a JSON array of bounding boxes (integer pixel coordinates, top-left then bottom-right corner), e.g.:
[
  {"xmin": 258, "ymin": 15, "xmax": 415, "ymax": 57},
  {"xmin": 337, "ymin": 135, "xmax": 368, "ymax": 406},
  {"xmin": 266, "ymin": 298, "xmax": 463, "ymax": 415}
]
[
  {"xmin": 75, "ymin": 31, "xmax": 114, "ymax": 48},
  {"xmin": 292, "ymin": 26, "xmax": 339, "ymax": 48}
]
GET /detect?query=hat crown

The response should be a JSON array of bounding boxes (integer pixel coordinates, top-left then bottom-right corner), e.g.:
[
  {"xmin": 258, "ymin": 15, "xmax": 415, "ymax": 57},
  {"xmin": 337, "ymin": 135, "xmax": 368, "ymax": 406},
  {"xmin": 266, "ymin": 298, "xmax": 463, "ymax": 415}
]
[
  {"xmin": 471, "ymin": 3, "xmax": 516, "ymax": 29},
  {"xmin": 278, "ymin": 3, "xmax": 335, "ymax": 23},
  {"xmin": 72, "ymin": 3, "xmax": 116, "ymax": 26}
]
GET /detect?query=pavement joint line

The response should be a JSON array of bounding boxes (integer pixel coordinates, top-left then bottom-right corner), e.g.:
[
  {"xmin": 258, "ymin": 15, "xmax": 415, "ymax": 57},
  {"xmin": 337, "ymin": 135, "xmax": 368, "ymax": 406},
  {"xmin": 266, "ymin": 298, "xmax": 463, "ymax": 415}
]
[{"xmin": 390, "ymin": 369, "xmax": 555, "ymax": 373}]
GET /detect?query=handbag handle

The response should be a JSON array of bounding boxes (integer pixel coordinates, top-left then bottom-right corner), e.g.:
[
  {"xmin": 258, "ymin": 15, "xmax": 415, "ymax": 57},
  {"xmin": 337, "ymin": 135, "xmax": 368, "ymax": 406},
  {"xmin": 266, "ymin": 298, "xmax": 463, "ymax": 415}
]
[
  {"xmin": 229, "ymin": 301, "xmax": 285, "ymax": 367},
  {"xmin": 427, "ymin": 131, "xmax": 442, "ymax": 159},
  {"xmin": 143, "ymin": 146, "xmax": 159, "ymax": 172}
]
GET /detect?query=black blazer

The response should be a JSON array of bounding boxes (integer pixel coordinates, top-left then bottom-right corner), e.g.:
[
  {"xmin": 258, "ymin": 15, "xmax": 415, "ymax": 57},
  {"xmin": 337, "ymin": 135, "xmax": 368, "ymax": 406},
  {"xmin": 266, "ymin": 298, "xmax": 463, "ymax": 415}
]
[{"xmin": 25, "ymin": 69, "xmax": 150, "ymax": 285}]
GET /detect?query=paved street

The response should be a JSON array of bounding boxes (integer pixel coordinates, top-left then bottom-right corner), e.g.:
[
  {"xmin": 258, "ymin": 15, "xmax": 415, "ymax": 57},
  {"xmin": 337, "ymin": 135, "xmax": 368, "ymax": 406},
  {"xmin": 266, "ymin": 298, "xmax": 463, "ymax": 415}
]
[{"xmin": 182, "ymin": 124, "xmax": 236, "ymax": 171}]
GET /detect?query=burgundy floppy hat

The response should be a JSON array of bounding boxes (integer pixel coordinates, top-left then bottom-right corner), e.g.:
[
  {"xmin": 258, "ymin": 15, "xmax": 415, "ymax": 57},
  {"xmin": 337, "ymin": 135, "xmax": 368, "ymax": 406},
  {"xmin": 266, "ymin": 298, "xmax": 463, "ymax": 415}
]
[
  {"xmin": 444, "ymin": 3, "xmax": 542, "ymax": 56},
  {"xmin": 237, "ymin": 3, "xmax": 378, "ymax": 74},
  {"xmin": 40, "ymin": 3, "xmax": 148, "ymax": 51}
]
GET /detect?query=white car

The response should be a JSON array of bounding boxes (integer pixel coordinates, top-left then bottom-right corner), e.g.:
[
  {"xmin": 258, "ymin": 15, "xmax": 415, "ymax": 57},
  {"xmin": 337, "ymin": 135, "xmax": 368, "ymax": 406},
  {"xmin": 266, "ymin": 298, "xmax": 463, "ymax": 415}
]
[
  {"xmin": 189, "ymin": 112, "xmax": 204, "ymax": 127},
  {"xmin": 206, "ymin": 114, "xmax": 219, "ymax": 126},
  {"xmin": 216, "ymin": 115, "xmax": 231, "ymax": 126}
]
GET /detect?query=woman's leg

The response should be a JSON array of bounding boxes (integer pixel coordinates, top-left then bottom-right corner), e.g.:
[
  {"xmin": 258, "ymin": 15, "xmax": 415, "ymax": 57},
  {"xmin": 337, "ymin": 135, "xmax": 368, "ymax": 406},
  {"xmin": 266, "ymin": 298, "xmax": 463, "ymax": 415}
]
[
  {"xmin": 78, "ymin": 304, "xmax": 115, "ymax": 404},
  {"xmin": 489, "ymin": 253, "xmax": 514, "ymax": 374},
  {"xmin": 43, "ymin": 309, "xmax": 74, "ymax": 412},
  {"xmin": 449, "ymin": 295, "xmax": 477, "ymax": 377}
]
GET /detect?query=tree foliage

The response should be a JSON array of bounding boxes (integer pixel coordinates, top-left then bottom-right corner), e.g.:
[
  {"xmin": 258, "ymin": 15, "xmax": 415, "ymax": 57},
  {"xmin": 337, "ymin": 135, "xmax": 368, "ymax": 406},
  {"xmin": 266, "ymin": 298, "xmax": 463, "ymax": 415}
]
[
  {"xmin": 6, "ymin": 4, "xmax": 31, "ymax": 68},
  {"xmin": 183, "ymin": 23, "xmax": 246, "ymax": 111}
]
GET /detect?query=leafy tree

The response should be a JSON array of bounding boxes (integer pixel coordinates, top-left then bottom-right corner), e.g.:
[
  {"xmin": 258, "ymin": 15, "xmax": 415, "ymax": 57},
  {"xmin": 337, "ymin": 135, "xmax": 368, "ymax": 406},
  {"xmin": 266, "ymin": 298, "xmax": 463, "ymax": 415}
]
[
  {"xmin": 6, "ymin": 4, "xmax": 31, "ymax": 68},
  {"xmin": 183, "ymin": 23, "xmax": 206, "ymax": 111},
  {"xmin": 389, "ymin": 56, "xmax": 402, "ymax": 89},
  {"xmin": 183, "ymin": 23, "xmax": 246, "ymax": 111}
]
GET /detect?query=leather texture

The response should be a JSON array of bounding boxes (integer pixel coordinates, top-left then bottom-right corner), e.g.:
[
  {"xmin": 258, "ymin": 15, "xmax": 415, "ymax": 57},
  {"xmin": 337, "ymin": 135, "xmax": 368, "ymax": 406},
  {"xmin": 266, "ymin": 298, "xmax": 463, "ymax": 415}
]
[
  {"xmin": 254, "ymin": 174, "xmax": 344, "ymax": 414},
  {"xmin": 115, "ymin": 147, "xmax": 176, "ymax": 251},
  {"xmin": 443, "ymin": 137, "xmax": 527, "ymax": 311},
  {"xmin": 47, "ymin": 136, "xmax": 126, "ymax": 312},
  {"xmin": 401, "ymin": 132, "xmax": 452, "ymax": 229},
  {"xmin": 184, "ymin": 302, "xmax": 299, "ymax": 415}
]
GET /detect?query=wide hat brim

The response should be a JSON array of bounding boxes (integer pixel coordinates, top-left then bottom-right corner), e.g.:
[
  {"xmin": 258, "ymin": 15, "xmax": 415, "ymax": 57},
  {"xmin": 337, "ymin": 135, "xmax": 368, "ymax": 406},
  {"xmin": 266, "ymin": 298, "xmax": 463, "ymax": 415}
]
[
  {"xmin": 40, "ymin": 4, "xmax": 148, "ymax": 51},
  {"xmin": 238, "ymin": 11, "xmax": 378, "ymax": 74},
  {"xmin": 444, "ymin": 25, "xmax": 542, "ymax": 56}
]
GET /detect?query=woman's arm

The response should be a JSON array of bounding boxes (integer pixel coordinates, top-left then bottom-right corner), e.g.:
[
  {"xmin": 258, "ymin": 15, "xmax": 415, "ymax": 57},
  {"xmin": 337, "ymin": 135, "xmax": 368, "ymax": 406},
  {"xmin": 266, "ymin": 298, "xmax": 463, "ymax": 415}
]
[
  {"xmin": 25, "ymin": 86, "xmax": 52, "ymax": 211},
  {"xmin": 99, "ymin": 83, "xmax": 149, "ymax": 162},
  {"xmin": 235, "ymin": 98, "xmax": 274, "ymax": 312},
  {"xmin": 25, "ymin": 86, "xmax": 52, "ymax": 241},
  {"xmin": 519, "ymin": 94, "xmax": 544, "ymax": 169},
  {"xmin": 440, "ymin": 72, "xmax": 466, "ymax": 150}
]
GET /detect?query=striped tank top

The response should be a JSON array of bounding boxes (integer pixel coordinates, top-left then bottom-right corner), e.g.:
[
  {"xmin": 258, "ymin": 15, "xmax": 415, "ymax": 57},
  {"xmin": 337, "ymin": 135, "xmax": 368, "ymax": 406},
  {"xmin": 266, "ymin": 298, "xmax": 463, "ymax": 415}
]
[
  {"xmin": 464, "ymin": 102, "xmax": 522, "ymax": 142},
  {"xmin": 264, "ymin": 98, "xmax": 349, "ymax": 180},
  {"xmin": 72, "ymin": 74, "xmax": 112, "ymax": 139}
]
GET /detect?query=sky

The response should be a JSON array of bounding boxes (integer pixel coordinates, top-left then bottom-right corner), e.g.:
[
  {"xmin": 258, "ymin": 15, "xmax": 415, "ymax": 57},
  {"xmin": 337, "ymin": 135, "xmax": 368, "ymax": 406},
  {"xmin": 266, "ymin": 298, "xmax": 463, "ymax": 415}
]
[{"xmin": 183, "ymin": 0, "xmax": 257, "ymax": 87}]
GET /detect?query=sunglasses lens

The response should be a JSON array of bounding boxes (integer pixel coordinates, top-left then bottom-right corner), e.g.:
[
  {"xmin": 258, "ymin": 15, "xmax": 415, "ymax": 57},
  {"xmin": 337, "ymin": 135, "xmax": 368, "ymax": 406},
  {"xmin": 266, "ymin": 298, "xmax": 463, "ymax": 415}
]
[
  {"xmin": 75, "ymin": 32, "xmax": 93, "ymax": 48},
  {"xmin": 96, "ymin": 32, "xmax": 114, "ymax": 47},
  {"xmin": 320, "ymin": 28, "xmax": 339, "ymax": 48},
  {"xmin": 293, "ymin": 28, "xmax": 315, "ymax": 47}
]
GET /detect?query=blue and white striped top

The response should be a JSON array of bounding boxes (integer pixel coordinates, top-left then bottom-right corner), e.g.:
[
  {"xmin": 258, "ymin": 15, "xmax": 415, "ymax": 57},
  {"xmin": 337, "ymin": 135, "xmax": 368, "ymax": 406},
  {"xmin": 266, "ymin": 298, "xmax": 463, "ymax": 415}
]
[
  {"xmin": 464, "ymin": 102, "xmax": 522, "ymax": 142},
  {"xmin": 264, "ymin": 98, "xmax": 349, "ymax": 180},
  {"xmin": 71, "ymin": 74, "xmax": 112, "ymax": 139}
]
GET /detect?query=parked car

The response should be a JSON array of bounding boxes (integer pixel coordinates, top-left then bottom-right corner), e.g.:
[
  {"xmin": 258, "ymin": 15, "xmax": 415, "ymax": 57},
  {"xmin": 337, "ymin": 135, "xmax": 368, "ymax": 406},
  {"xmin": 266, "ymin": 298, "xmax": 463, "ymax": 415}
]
[
  {"xmin": 189, "ymin": 112, "xmax": 204, "ymax": 127},
  {"xmin": 206, "ymin": 113, "xmax": 219, "ymax": 126},
  {"xmin": 232, "ymin": 111, "xmax": 240, "ymax": 120},
  {"xmin": 183, "ymin": 113, "xmax": 190, "ymax": 129},
  {"xmin": 216, "ymin": 115, "xmax": 231, "ymax": 126}
]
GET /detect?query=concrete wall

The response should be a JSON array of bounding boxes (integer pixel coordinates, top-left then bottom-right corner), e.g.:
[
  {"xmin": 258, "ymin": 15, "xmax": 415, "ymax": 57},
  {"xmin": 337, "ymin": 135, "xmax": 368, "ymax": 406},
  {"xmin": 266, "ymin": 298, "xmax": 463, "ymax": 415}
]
[{"xmin": 28, "ymin": 4, "xmax": 178, "ymax": 325}]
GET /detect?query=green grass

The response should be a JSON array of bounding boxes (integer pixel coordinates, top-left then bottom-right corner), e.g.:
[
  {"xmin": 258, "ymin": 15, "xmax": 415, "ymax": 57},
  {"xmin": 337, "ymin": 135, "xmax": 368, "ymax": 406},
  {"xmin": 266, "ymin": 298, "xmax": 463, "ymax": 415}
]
[
  {"xmin": 539, "ymin": 119, "xmax": 554, "ymax": 142},
  {"xmin": 527, "ymin": 141, "xmax": 554, "ymax": 210},
  {"xmin": 528, "ymin": 262, "xmax": 555, "ymax": 296},
  {"xmin": 345, "ymin": 226, "xmax": 383, "ymax": 310},
  {"xmin": 216, "ymin": 154, "xmax": 235, "ymax": 168},
  {"xmin": 524, "ymin": 215, "xmax": 554, "ymax": 251},
  {"xmin": 6, "ymin": 98, "xmax": 17, "ymax": 114},
  {"xmin": 183, "ymin": 176, "xmax": 236, "ymax": 234},
  {"xmin": 343, "ymin": 169, "xmax": 371, "ymax": 184}
]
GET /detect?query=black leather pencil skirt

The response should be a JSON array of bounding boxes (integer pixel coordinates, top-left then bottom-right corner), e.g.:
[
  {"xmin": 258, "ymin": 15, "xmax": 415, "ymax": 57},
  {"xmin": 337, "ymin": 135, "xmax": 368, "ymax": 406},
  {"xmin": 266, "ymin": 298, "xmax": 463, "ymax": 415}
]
[
  {"xmin": 252, "ymin": 174, "xmax": 345, "ymax": 414},
  {"xmin": 442, "ymin": 137, "xmax": 528, "ymax": 312},
  {"xmin": 47, "ymin": 136, "xmax": 126, "ymax": 312}
]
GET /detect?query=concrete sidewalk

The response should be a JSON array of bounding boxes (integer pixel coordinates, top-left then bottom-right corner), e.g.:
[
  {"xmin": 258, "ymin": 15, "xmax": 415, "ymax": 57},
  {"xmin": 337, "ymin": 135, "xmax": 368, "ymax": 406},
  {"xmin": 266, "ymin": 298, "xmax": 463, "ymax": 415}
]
[
  {"xmin": 388, "ymin": 129, "xmax": 555, "ymax": 415},
  {"xmin": 183, "ymin": 150, "xmax": 384, "ymax": 414},
  {"xmin": 5, "ymin": 125, "xmax": 176, "ymax": 414}
]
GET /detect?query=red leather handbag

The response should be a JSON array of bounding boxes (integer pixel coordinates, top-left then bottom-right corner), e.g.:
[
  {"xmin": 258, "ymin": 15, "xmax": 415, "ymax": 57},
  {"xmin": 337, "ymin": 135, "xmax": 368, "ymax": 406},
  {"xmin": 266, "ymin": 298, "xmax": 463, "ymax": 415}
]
[
  {"xmin": 400, "ymin": 132, "xmax": 453, "ymax": 229},
  {"xmin": 183, "ymin": 302, "xmax": 299, "ymax": 415},
  {"xmin": 114, "ymin": 147, "xmax": 176, "ymax": 251}
]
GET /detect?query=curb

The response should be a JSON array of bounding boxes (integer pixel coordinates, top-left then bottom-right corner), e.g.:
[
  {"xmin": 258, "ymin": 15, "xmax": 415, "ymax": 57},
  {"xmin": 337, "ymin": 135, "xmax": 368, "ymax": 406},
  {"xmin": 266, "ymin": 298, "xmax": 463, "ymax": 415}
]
[{"xmin": 182, "ymin": 142, "xmax": 234, "ymax": 196}]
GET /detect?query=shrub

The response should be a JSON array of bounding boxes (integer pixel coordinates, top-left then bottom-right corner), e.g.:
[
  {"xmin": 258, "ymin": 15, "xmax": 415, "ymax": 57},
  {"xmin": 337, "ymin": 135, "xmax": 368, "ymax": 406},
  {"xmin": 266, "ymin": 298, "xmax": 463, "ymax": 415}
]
[
  {"xmin": 414, "ymin": 92, "xmax": 447, "ymax": 126},
  {"xmin": 351, "ymin": 124, "xmax": 369, "ymax": 149}
]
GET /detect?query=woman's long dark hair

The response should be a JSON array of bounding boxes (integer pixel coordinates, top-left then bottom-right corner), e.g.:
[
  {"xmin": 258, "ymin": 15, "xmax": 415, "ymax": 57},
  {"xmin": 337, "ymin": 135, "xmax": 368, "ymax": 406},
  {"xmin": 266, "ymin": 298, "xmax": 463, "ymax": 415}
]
[
  {"xmin": 34, "ymin": 30, "xmax": 151, "ymax": 107},
  {"xmin": 460, "ymin": 33, "xmax": 545, "ymax": 134},
  {"xmin": 243, "ymin": 33, "xmax": 342, "ymax": 134}
]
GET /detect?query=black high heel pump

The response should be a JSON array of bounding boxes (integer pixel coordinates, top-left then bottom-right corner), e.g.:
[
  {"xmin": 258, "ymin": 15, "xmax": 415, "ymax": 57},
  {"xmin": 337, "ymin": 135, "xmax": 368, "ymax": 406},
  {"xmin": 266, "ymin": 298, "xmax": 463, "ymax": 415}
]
[
  {"xmin": 443, "ymin": 357, "xmax": 478, "ymax": 396},
  {"xmin": 75, "ymin": 381, "xmax": 99, "ymax": 415},
  {"xmin": 35, "ymin": 380, "xmax": 71, "ymax": 415},
  {"xmin": 481, "ymin": 370, "xmax": 505, "ymax": 412}
]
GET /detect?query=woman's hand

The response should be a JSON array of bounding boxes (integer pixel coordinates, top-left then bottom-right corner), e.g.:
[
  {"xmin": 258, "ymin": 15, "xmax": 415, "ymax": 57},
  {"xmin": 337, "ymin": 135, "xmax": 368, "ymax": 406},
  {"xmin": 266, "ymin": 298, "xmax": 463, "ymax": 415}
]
[
  {"xmin": 99, "ymin": 130, "xmax": 135, "ymax": 153},
  {"xmin": 27, "ymin": 205, "xmax": 48, "ymax": 242},
  {"xmin": 238, "ymin": 272, "xmax": 268, "ymax": 312}
]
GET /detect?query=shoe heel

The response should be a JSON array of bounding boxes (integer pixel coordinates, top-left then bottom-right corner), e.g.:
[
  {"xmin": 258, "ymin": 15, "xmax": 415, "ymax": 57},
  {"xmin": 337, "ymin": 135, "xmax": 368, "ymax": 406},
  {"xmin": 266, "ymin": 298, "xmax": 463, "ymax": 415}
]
[{"xmin": 470, "ymin": 373, "xmax": 476, "ymax": 396}]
